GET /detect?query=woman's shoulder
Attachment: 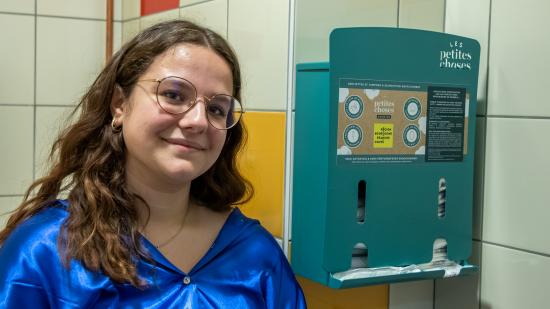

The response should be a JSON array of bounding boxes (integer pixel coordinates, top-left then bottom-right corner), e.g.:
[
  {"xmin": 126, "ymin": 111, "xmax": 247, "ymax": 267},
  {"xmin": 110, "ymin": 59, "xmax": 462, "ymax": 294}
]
[
  {"xmin": 226, "ymin": 208, "xmax": 287, "ymax": 266},
  {"xmin": 2, "ymin": 200, "xmax": 69, "ymax": 253}
]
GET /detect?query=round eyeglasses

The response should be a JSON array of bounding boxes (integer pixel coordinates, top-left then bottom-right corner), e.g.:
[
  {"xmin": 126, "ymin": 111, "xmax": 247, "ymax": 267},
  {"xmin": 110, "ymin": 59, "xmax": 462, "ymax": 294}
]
[{"xmin": 139, "ymin": 76, "xmax": 243, "ymax": 130}]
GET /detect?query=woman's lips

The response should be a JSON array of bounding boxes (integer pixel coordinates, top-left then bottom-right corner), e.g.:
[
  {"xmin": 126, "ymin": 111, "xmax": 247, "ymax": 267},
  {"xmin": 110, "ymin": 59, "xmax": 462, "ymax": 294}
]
[{"xmin": 162, "ymin": 137, "xmax": 206, "ymax": 151}]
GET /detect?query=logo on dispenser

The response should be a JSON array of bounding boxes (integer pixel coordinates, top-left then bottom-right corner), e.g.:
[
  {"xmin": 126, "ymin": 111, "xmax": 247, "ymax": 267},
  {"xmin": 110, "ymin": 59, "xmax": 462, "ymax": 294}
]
[{"xmin": 440, "ymin": 40, "xmax": 472, "ymax": 70}]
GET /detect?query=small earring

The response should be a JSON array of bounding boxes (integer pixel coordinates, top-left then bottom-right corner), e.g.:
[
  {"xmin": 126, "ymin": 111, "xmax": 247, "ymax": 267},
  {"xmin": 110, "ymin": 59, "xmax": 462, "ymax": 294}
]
[{"xmin": 111, "ymin": 118, "xmax": 122, "ymax": 133}]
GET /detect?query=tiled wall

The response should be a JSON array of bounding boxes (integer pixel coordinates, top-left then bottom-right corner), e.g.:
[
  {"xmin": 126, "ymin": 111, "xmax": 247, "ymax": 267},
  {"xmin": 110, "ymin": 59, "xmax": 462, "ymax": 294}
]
[{"xmin": 3, "ymin": 1, "xmax": 549, "ymax": 308}]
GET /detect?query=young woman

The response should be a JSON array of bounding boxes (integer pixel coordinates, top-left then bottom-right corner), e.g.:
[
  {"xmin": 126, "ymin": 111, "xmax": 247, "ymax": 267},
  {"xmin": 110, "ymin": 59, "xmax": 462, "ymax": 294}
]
[{"xmin": 0, "ymin": 20, "xmax": 306, "ymax": 308}]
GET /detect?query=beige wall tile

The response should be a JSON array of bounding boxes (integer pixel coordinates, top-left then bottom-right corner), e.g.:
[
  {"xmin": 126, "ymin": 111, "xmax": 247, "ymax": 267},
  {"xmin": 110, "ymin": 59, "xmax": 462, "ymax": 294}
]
[
  {"xmin": 473, "ymin": 117, "xmax": 486, "ymax": 240},
  {"xmin": 122, "ymin": 0, "xmax": 140, "ymax": 20},
  {"xmin": 37, "ymin": 0, "xmax": 106, "ymax": 19},
  {"xmin": 389, "ymin": 280, "xmax": 433, "ymax": 309},
  {"xmin": 445, "ymin": 0, "xmax": 490, "ymax": 115},
  {"xmin": 0, "ymin": 14, "xmax": 34, "ymax": 105},
  {"xmin": 483, "ymin": 118, "xmax": 550, "ymax": 255},
  {"xmin": 295, "ymin": 0, "xmax": 398, "ymax": 64},
  {"xmin": 140, "ymin": 9, "xmax": 180, "ymax": 30},
  {"xmin": 181, "ymin": 0, "xmax": 213, "ymax": 7},
  {"xmin": 0, "ymin": 0, "xmax": 34, "ymax": 14},
  {"xmin": 180, "ymin": 0, "xmax": 227, "ymax": 38},
  {"xmin": 0, "ymin": 196, "xmax": 23, "ymax": 229},
  {"xmin": 113, "ymin": 21, "xmax": 122, "ymax": 53},
  {"xmin": 34, "ymin": 107, "xmax": 76, "ymax": 179},
  {"xmin": 487, "ymin": 0, "xmax": 550, "ymax": 117},
  {"xmin": 122, "ymin": 19, "xmax": 140, "ymax": 44},
  {"xmin": 481, "ymin": 243, "xmax": 550, "ymax": 309},
  {"xmin": 36, "ymin": 17, "xmax": 105, "ymax": 106},
  {"xmin": 399, "ymin": 0, "xmax": 444, "ymax": 31},
  {"xmin": 434, "ymin": 241, "xmax": 481, "ymax": 309},
  {"xmin": 228, "ymin": 0, "xmax": 289, "ymax": 111},
  {"xmin": 0, "ymin": 106, "xmax": 34, "ymax": 195}
]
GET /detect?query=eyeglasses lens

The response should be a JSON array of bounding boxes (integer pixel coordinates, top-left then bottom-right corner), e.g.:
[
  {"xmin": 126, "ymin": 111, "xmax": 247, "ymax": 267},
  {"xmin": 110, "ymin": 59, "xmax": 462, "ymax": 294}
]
[{"xmin": 157, "ymin": 77, "xmax": 242, "ymax": 129}]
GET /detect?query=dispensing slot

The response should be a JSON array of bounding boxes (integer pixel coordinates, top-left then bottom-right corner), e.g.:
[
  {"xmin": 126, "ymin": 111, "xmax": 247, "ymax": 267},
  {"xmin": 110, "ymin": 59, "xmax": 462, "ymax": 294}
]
[
  {"xmin": 351, "ymin": 243, "xmax": 368, "ymax": 268},
  {"xmin": 438, "ymin": 178, "xmax": 446, "ymax": 218},
  {"xmin": 357, "ymin": 180, "xmax": 366, "ymax": 223}
]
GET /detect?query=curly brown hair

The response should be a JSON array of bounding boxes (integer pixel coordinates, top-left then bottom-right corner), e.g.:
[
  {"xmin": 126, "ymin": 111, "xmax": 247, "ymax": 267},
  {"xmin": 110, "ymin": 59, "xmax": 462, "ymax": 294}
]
[{"xmin": 0, "ymin": 20, "xmax": 253, "ymax": 287}]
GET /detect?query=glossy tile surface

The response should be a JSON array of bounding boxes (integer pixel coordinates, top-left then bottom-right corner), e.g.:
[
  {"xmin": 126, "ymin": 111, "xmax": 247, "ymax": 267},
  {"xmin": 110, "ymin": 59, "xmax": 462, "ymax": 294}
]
[
  {"xmin": 445, "ymin": 0, "xmax": 490, "ymax": 115},
  {"xmin": 140, "ymin": 8, "xmax": 179, "ymax": 30},
  {"xmin": 298, "ymin": 276, "xmax": 388, "ymax": 309},
  {"xmin": 399, "ymin": 0, "xmax": 444, "ymax": 31},
  {"xmin": 0, "ymin": 196, "xmax": 23, "ymax": 230},
  {"xmin": 180, "ymin": 0, "xmax": 227, "ymax": 38},
  {"xmin": 0, "ymin": 0, "xmax": 34, "ymax": 14},
  {"xmin": 481, "ymin": 243, "xmax": 550, "ymax": 309},
  {"xmin": 487, "ymin": 0, "xmax": 550, "ymax": 117},
  {"xmin": 238, "ymin": 112, "xmax": 285, "ymax": 238},
  {"xmin": 34, "ymin": 106, "xmax": 76, "ymax": 179},
  {"xmin": 36, "ymin": 17, "xmax": 105, "ymax": 105},
  {"xmin": 434, "ymin": 241, "xmax": 481, "ymax": 309},
  {"xmin": 483, "ymin": 117, "xmax": 550, "ymax": 255},
  {"xmin": 122, "ymin": 19, "xmax": 140, "ymax": 44},
  {"xmin": 121, "ymin": 0, "xmax": 140, "ymax": 20},
  {"xmin": 473, "ymin": 117, "xmax": 486, "ymax": 240},
  {"xmin": 181, "ymin": 0, "xmax": 213, "ymax": 7},
  {"xmin": 37, "ymin": 0, "xmax": 106, "ymax": 19},
  {"xmin": 0, "ymin": 106, "xmax": 34, "ymax": 195},
  {"xmin": 0, "ymin": 14, "xmax": 34, "ymax": 105},
  {"xmin": 228, "ymin": 0, "xmax": 289, "ymax": 111},
  {"xmin": 295, "ymin": 0, "xmax": 398, "ymax": 63},
  {"xmin": 389, "ymin": 280, "xmax": 433, "ymax": 309}
]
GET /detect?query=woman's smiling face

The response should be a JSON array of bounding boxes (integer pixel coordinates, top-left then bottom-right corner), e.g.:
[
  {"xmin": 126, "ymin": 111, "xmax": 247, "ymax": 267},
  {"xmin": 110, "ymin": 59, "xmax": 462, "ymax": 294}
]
[{"xmin": 114, "ymin": 43, "xmax": 233, "ymax": 190}]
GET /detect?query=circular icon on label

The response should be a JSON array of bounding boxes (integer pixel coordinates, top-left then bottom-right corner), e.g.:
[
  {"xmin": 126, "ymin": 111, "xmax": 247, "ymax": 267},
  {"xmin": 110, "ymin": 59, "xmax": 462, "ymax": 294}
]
[
  {"xmin": 343, "ymin": 124, "xmax": 363, "ymax": 148},
  {"xmin": 403, "ymin": 125, "xmax": 420, "ymax": 147},
  {"xmin": 345, "ymin": 96, "xmax": 364, "ymax": 119},
  {"xmin": 404, "ymin": 97, "xmax": 421, "ymax": 120}
]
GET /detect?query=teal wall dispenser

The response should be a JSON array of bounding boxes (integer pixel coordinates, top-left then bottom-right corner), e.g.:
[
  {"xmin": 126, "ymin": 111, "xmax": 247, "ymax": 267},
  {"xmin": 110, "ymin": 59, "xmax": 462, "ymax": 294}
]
[{"xmin": 291, "ymin": 28, "xmax": 480, "ymax": 288}]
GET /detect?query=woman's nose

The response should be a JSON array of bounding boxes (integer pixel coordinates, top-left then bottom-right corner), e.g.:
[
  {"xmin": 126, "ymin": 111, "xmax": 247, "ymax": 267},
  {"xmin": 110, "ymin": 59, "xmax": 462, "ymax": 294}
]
[{"xmin": 179, "ymin": 98, "xmax": 209, "ymax": 131}]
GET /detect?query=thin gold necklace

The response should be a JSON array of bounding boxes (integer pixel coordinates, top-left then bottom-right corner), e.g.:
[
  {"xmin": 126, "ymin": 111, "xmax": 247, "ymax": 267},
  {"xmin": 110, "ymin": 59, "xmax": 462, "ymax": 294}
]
[{"xmin": 145, "ymin": 205, "xmax": 190, "ymax": 249}]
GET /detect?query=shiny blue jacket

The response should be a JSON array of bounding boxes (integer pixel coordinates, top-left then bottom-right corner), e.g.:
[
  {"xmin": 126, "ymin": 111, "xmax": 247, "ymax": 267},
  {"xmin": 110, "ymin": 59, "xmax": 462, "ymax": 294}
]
[{"xmin": 0, "ymin": 200, "xmax": 306, "ymax": 308}]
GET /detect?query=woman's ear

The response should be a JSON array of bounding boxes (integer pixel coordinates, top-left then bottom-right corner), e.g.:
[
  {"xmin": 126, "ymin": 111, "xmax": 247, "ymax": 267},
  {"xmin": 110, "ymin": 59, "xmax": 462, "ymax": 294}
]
[{"xmin": 110, "ymin": 84, "xmax": 127, "ymax": 120}]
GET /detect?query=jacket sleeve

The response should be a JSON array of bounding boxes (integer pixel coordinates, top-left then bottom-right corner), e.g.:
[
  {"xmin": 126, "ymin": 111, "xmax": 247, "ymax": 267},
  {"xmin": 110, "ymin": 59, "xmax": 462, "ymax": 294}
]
[{"xmin": 262, "ymin": 251, "xmax": 307, "ymax": 309}]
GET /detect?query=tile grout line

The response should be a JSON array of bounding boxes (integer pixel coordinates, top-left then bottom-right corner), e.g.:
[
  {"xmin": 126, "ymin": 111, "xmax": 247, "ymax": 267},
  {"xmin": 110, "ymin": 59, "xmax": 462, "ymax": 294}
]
[
  {"xmin": 32, "ymin": 0, "xmax": 37, "ymax": 181},
  {"xmin": 481, "ymin": 240, "xmax": 550, "ymax": 259}
]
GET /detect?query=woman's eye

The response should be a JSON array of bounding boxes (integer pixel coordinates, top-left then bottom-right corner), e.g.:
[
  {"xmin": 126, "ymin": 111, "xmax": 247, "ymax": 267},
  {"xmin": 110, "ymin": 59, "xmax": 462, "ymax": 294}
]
[
  {"xmin": 207, "ymin": 103, "xmax": 228, "ymax": 117},
  {"xmin": 161, "ymin": 90, "xmax": 186, "ymax": 103}
]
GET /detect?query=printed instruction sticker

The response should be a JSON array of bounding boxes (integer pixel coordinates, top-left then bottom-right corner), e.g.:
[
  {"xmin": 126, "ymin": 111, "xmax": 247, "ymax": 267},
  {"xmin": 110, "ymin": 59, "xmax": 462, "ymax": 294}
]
[{"xmin": 337, "ymin": 79, "xmax": 469, "ymax": 164}]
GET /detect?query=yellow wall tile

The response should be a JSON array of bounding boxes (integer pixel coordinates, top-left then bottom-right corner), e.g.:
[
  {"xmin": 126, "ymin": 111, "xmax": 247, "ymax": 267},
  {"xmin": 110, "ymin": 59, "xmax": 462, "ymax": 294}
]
[
  {"xmin": 238, "ymin": 111, "xmax": 286, "ymax": 238},
  {"xmin": 298, "ymin": 276, "xmax": 388, "ymax": 309}
]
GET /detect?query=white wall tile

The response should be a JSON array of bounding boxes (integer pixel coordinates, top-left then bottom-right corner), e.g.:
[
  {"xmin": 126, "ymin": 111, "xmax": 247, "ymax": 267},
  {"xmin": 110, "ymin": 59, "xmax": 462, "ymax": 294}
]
[
  {"xmin": 483, "ymin": 118, "xmax": 550, "ymax": 255},
  {"xmin": 434, "ymin": 241, "xmax": 481, "ymax": 309},
  {"xmin": 180, "ymin": 0, "xmax": 227, "ymax": 38},
  {"xmin": 114, "ymin": 0, "xmax": 122, "ymax": 21},
  {"xmin": 122, "ymin": 19, "xmax": 140, "ymax": 44},
  {"xmin": 487, "ymin": 0, "xmax": 550, "ymax": 117},
  {"xmin": 0, "ymin": 196, "xmax": 23, "ymax": 229},
  {"xmin": 140, "ymin": 9, "xmax": 179, "ymax": 30},
  {"xmin": 122, "ymin": 0, "xmax": 140, "ymax": 20},
  {"xmin": 473, "ymin": 117, "xmax": 486, "ymax": 240},
  {"xmin": 399, "ymin": 0, "xmax": 444, "ymax": 31},
  {"xmin": 481, "ymin": 243, "xmax": 550, "ymax": 309},
  {"xmin": 37, "ymin": 0, "xmax": 106, "ymax": 20},
  {"xmin": 36, "ymin": 17, "xmax": 105, "ymax": 106},
  {"xmin": 34, "ymin": 106, "xmax": 75, "ymax": 179},
  {"xmin": 228, "ymin": 0, "xmax": 289, "ymax": 111},
  {"xmin": 113, "ymin": 21, "xmax": 122, "ymax": 53},
  {"xmin": 0, "ymin": 14, "xmax": 34, "ymax": 105},
  {"xmin": 181, "ymin": 0, "xmax": 213, "ymax": 7},
  {"xmin": 445, "ymin": 0, "xmax": 490, "ymax": 115},
  {"xmin": 0, "ymin": 106, "xmax": 34, "ymax": 195},
  {"xmin": 0, "ymin": 0, "xmax": 34, "ymax": 14},
  {"xmin": 295, "ymin": 0, "xmax": 398, "ymax": 64},
  {"xmin": 389, "ymin": 280, "xmax": 434, "ymax": 309}
]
